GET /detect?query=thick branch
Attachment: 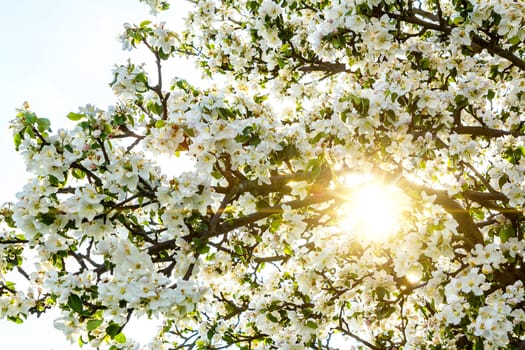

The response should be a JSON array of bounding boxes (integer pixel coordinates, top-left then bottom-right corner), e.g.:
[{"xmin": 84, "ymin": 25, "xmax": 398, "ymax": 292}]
[
  {"xmin": 253, "ymin": 255, "xmax": 290, "ymax": 264},
  {"xmin": 147, "ymin": 239, "xmax": 176, "ymax": 254},
  {"xmin": 471, "ymin": 34, "xmax": 525, "ymax": 71},
  {"xmin": 462, "ymin": 189, "xmax": 508, "ymax": 203},
  {"xmin": 381, "ymin": 11, "xmax": 525, "ymax": 71},
  {"xmin": 379, "ymin": 169, "xmax": 485, "ymax": 250},
  {"xmin": 454, "ymin": 126, "xmax": 522, "ymax": 138},
  {"xmin": 426, "ymin": 189, "xmax": 484, "ymax": 250},
  {"xmin": 461, "ymin": 161, "xmax": 499, "ymax": 194},
  {"xmin": 217, "ymin": 192, "xmax": 334, "ymax": 235},
  {"xmin": 299, "ymin": 63, "xmax": 347, "ymax": 73},
  {"xmin": 383, "ymin": 10, "xmax": 450, "ymax": 34},
  {"xmin": 0, "ymin": 238, "xmax": 28, "ymax": 244},
  {"xmin": 214, "ymin": 171, "xmax": 313, "ymax": 195}
]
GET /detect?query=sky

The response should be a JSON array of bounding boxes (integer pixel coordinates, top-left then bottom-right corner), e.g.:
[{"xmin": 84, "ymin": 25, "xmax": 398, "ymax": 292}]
[{"xmin": 0, "ymin": 1, "xmax": 193, "ymax": 348}]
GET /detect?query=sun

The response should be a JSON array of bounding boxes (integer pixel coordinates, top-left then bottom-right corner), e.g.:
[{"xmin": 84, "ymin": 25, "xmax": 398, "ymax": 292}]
[{"xmin": 338, "ymin": 174, "xmax": 409, "ymax": 242}]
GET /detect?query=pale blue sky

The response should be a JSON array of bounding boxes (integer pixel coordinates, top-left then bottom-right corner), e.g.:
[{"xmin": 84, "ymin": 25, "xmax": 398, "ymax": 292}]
[
  {"xmin": 0, "ymin": 1, "xmax": 192, "ymax": 348},
  {"xmin": 1, "ymin": 0, "xmax": 154, "ymax": 202}
]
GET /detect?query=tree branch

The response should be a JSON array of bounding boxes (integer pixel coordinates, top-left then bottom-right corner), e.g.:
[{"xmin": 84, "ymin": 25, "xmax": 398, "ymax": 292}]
[
  {"xmin": 0, "ymin": 238, "xmax": 28, "ymax": 244},
  {"xmin": 471, "ymin": 33, "xmax": 525, "ymax": 71},
  {"xmin": 377, "ymin": 168, "xmax": 485, "ymax": 251},
  {"xmin": 462, "ymin": 189, "xmax": 508, "ymax": 203},
  {"xmin": 381, "ymin": 10, "xmax": 525, "ymax": 71},
  {"xmin": 453, "ymin": 126, "xmax": 523, "ymax": 138},
  {"xmin": 217, "ymin": 192, "xmax": 334, "ymax": 235}
]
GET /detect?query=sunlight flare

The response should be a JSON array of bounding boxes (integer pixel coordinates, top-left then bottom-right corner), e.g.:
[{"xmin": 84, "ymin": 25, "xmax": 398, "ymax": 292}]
[
  {"xmin": 339, "ymin": 174, "xmax": 409, "ymax": 242},
  {"xmin": 406, "ymin": 266, "xmax": 424, "ymax": 284}
]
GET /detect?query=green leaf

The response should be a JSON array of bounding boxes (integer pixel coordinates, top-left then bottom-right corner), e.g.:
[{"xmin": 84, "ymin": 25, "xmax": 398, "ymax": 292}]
[
  {"xmin": 211, "ymin": 170, "xmax": 222, "ymax": 180},
  {"xmin": 499, "ymin": 225, "xmax": 515, "ymax": 243},
  {"xmin": 454, "ymin": 94, "xmax": 467, "ymax": 106},
  {"xmin": 160, "ymin": 1, "xmax": 170, "ymax": 11},
  {"xmin": 71, "ymin": 168, "xmax": 86, "ymax": 179},
  {"xmin": 310, "ymin": 132, "xmax": 327, "ymax": 144},
  {"xmin": 7, "ymin": 315, "xmax": 24, "ymax": 324},
  {"xmin": 78, "ymin": 335, "xmax": 85, "ymax": 347},
  {"xmin": 269, "ymin": 216, "xmax": 282, "ymax": 233},
  {"xmin": 305, "ymin": 320, "xmax": 318, "ymax": 329},
  {"xmin": 376, "ymin": 305, "xmax": 396, "ymax": 320},
  {"xmin": 508, "ymin": 35, "xmax": 521, "ymax": 46},
  {"xmin": 498, "ymin": 174, "xmax": 509, "ymax": 188},
  {"xmin": 217, "ymin": 107, "xmax": 234, "ymax": 119},
  {"xmin": 37, "ymin": 212, "xmax": 56, "ymax": 226},
  {"xmin": 148, "ymin": 102, "xmax": 163, "ymax": 116},
  {"xmin": 306, "ymin": 157, "xmax": 321, "ymax": 173},
  {"xmin": 359, "ymin": 97, "xmax": 370, "ymax": 115},
  {"xmin": 234, "ymin": 244, "xmax": 244, "ymax": 255},
  {"xmin": 473, "ymin": 338, "xmax": 484, "ymax": 350},
  {"xmin": 384, "ymin": 109, "xmax": 396, "ymax": 121},
  {"xmin": 139, "ymin": 20, "xmax": 151, "ymax": 27},
  {"xmin": 222, "ymin": 333, "xmax": 234, "ymax": 344},
  {"xmin": 452, "ymin": 16, "xmax": 463, "ymax": 25},
  {"xmin": 197, "ymin": 244, "xmax": 210, "ymax": 254},
  {"xmin": 283, "ymin": 243, "xmax": 294, "ymax": 256},
  {"xmin": 67, "ymin": 112, "xmax": 85, "ymax": 121},
  {"xmin": 114, "ymin": 333, "xmax": 126, "ymax": 344},
  {"xmin": 36, "ymin": 118, "xmax": 51, "ymax": 132},
  {"xmin": 207, "ymin": 325, "xmax": 216, "ymax": 340},
  {"xmin": 397, "ymin": 95, "xmax": 409, "ymax": 107},
  {"xmin": 246, "ymin": 0, "xmax": 259, "ymax": 14},
  {"xmin": 376, "ymin": 287, "xmax": 387, "ymax": 300},
  {"xmin": 113, "ymin": 113, "xmax": 126, "ymax": 126},
  {"xmin": 266, "ymin": 312, "xmax": 278, "ymax": 323},
  {"xmin": 24, "ymin": 111, "xmax": 37, "ymax": 124},
  {"xmin": 491, "ymin": 12, "xmax": 502, "ymax": 25},
  {"xmin": 86, "ymin": 319, "xmax": 103, "ymax": 331},
  {"xmin": 330, "ymin": 34, "xmax": 345, "ymax": 49},
  {"xmin": 67, "ymin": 294, "xmax": 83, "ymax": 314},
  {"xmin": 135, "ymin": 72, "xmax": 148, "ymax": 85},
  {"xmin": 420, "ymin": 57, "xmax": 430, "ymax": 69},
  {"xmin": 13, "ymin": 132, "xmax": 22, "ymax": 151},
  {"xmin": 106, "ymin": 323, "xmax": 121, "ymax": 337}
]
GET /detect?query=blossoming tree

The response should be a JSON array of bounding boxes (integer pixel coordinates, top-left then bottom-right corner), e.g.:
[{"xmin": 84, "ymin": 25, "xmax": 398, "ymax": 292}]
[{"xmin": 1, "ymin": 0, "xmax": 524, "ymax": 348}]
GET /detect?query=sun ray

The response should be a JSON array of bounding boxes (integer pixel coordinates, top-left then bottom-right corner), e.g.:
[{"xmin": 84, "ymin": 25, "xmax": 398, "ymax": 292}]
[{"xmin": 338, "ymin": 174, "xmax": 410, "ymax": 242}]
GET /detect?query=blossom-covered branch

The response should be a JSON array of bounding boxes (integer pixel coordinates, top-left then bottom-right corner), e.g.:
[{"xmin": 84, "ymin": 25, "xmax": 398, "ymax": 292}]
[{"xmin": 2, "ymin": 0, "xmax": 525, "ymax": 349}]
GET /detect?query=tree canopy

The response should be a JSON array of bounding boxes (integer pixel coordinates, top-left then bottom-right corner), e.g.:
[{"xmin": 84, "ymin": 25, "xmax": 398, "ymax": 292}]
[{"xmin": 1, "ymin": 0, "xmax": 525, "ymax": 349}]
